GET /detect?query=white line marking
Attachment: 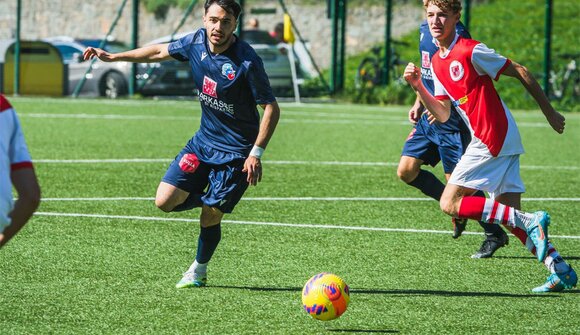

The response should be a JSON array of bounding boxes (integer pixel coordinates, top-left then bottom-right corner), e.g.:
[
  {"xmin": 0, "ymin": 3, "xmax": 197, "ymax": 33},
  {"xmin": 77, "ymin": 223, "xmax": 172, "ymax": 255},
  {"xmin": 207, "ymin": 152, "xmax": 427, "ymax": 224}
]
[
  {"xmin": 33, "ymin": 211, "xmax": 580, "ymax": 239},
  {"xmin": 35, "ymin": 158, "xmax": 170, "ymax": 163},
  {"xmin": 20, "ymin": 113, "xmax": 193, "ymax": 121},
  {"xmin": 39, "ymin": 197, "xmax": 580, "ymax": 202},
  {"xmin": 32, "ymin": 158, "xmax": 580, "ymax": 170},
  {"xmin": 18, "ymin": 111, "xmax": 565, "ymax": 127}
]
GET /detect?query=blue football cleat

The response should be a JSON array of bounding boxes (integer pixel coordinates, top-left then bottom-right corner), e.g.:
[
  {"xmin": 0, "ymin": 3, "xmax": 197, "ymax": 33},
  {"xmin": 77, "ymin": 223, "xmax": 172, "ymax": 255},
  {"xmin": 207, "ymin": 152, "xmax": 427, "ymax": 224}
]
[
  {"xmin": 526, "ymin": 211, "xmax": 550, "ymax": 262},
  {"xmin": 532, "ymin": 266, "xmax": 578, "ymax": 293},
  {"xmin": 176, "ymin": 271, "xmax": 207, "ymax": 288}
]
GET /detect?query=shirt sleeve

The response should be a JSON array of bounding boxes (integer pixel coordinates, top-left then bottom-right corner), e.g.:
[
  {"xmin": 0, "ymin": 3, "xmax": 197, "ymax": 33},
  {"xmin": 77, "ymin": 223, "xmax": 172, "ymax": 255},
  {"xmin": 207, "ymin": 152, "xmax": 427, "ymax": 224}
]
[
  {"xmin": 9, "ymin": 109, "xmax": 33, "ymax": 171},
  {"xmin": 168, "ymin": 32, "xmax": 197, "ymax": 62},
  {"xmin": 246, "ymin": 53, "xmax": 276, "ymax": 105},
  {"xmin": 431, "ymin": 64, "xmax": 450, "ymax": 100},
  {"xmin": 472, "ymin": 43, "xmax": 511, "ymax": 80}
]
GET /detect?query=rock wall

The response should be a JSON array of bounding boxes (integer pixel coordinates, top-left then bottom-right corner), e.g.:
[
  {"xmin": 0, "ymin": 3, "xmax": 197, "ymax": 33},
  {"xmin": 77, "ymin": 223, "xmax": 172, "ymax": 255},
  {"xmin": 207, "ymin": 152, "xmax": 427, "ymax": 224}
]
[{"xmin": 0, "ymin": 0, "xmax": 423, "ymax": 69}]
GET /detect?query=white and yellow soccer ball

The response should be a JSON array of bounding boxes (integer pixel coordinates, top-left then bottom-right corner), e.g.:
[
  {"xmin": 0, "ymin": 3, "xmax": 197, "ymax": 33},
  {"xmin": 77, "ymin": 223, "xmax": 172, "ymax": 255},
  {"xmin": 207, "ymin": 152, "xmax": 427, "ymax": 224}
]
[{"xmin": 302, "ymin": 272, "xmax": 350, "ymax": 321}]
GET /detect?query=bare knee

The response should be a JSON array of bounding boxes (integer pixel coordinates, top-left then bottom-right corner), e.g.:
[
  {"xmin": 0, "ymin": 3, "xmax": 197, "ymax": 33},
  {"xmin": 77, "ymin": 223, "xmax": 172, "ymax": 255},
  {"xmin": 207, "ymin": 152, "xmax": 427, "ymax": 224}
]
[
  {"xmin": 439, "ymin": 190, "xmax": 459, "ymax": 217},
  {"xmin": 200, "ymin": 206, "xmax": 224, "ymax": 228},
  {"xmin": 155, "ymin": 182, "xmax": 188, "ymax": 213},
  {"xmin": 155, "ymin": 198, "xmax": 174, "ymax": 213},
  {"xmin": 397, "ymin": 164, "xmax": 419, "ymax": 184}
]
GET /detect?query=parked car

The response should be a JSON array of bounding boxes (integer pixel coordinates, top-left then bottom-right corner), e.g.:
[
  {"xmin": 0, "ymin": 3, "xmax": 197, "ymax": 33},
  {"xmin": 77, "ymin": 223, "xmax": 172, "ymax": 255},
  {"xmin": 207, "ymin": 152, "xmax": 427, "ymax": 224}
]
[
  {"xmin": 138, "ymin": 30, "xmax": 294, "ymax": 97},
  {"xmin": 43, "ymin": 36, "xmax": 146, "ymax": 98}
]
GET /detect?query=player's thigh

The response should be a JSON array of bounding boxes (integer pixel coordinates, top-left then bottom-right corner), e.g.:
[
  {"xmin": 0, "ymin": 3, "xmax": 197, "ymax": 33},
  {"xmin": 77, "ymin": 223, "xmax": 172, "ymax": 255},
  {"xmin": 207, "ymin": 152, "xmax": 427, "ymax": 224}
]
[
  {"xmin": 488, "ymin": 156, "xmax": 525, "ymax": 200},
  {"xmin": 158, "ymin": 150, "xmax": 210, "ymax": 206},
  {"xmin": 203, "ymin": 160, "xmax": 249, "ymax": 214},
  {"xmin": 401, "ymin": 124, "xmax": 440, "ymax": 168}
]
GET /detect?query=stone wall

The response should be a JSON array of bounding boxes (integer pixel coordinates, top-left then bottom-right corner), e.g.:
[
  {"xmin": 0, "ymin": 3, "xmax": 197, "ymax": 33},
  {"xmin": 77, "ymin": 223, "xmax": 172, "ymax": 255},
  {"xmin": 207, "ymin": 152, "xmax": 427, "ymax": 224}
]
[{"xmin": 0, "ymin": 0, "xmax": 423, "ymax": 69}]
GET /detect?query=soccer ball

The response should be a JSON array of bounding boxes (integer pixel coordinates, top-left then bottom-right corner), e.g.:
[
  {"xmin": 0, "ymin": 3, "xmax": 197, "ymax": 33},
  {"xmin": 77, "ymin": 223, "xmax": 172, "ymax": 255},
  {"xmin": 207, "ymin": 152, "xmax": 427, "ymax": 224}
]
[{"xmin": 302, "ymin": 272, "xmax": 350, "ymax": 321}]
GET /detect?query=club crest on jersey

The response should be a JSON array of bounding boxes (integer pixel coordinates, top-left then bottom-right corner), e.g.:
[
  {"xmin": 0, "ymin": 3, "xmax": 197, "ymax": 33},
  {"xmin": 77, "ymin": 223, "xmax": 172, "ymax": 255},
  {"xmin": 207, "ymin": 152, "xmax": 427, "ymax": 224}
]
[
  {"xmin": 202, "ymin": 76, "xmax": 218, "ymax": 98},
  {"xmin": 449, "ymin": 60, "xmax": 464, "ymax": 81},
  {"xmin": 421, "ymin": 51, "xmax": 430, "ymax": 68},
  {"xmin": 222, "ymin": 63, "xmax": 236, "ymax": 80}
]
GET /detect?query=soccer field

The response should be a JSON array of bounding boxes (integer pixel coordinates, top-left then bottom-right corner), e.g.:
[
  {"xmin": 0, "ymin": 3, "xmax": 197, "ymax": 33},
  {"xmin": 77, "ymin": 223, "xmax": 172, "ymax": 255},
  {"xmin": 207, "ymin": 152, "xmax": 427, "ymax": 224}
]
[{"xmin": 1, "ymin": 97, "xmax": 579, "ymax": 334}]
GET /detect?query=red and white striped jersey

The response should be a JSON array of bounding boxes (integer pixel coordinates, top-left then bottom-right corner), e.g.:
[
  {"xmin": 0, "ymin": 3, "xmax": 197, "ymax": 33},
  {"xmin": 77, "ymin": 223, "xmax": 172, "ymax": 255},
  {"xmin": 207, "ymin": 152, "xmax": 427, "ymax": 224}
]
[
  {"xmin": 431, "ymin": 34, "xmax": 524, "ymax": 157},
  {"xmin": 1, "ymin": 94, "xmax": 33, "ymax": 228}
]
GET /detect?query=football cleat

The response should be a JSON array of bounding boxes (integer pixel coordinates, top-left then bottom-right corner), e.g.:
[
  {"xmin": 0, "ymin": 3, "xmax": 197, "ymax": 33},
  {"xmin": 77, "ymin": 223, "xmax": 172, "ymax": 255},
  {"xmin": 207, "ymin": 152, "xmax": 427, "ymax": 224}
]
[
  {"xmin": 176, "ymin": 271, "xmax": 207, "ymax": 288},
  {"xmin": 526, "ymin": 211, "xmax": 550, "ymax": 262},
  {"xmin": 532, "ymin": 266, "xmax": 578, "ymax": 293},
  {"xmin": 471, "ymin": 229, "xmax": 509, "ymax": 259},
  {"xmin": 452, "ymin": 218, "xmax": 468, "ymax": 239}
]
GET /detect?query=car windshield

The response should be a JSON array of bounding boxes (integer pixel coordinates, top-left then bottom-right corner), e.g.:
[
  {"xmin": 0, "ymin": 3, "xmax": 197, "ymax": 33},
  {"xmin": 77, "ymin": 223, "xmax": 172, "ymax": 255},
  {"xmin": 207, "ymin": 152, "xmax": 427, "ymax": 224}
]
[{"xmin": 77, "ymin": 39, "xmax": 130, "ymax": 53}]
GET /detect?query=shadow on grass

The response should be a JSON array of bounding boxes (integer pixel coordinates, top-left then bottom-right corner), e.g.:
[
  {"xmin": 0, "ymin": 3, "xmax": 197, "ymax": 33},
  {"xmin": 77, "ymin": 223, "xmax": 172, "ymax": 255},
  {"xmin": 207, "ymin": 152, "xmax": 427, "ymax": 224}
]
[
  {"xmin": 211, "ymin": 285, "xmax": 560, "ymax": 298},
  {"xmin": 351, "ymin": 288, "xmax": 559, "ymax": 298},
  {"xmin": 326, "ymin": 329, "xmax": 399, "ymax": 333},
  {"xmin": 327, "ymin": 329, "xmax": 399, "ymax": 334},
  {"xmin": 494, "ymin": 255, "xmax": 580, "ymax": 261}
]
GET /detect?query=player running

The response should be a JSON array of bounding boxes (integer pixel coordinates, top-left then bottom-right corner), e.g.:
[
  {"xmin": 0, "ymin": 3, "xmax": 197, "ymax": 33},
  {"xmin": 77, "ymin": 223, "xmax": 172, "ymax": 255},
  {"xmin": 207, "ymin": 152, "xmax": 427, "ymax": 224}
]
[
  {"xmin": 0, "ymin": 94, "xmax": 41, "ymax": 248},
  {"xmin": 84, "ymin": 0, "xmax": 280, "ymax": 288},
  {"xmin": 397, "ymin": 17, "xmax": 509, "ymax": 258},
  {"xmin": 404, "ymin": 0, "xmax": 576, "ymax": 292}
]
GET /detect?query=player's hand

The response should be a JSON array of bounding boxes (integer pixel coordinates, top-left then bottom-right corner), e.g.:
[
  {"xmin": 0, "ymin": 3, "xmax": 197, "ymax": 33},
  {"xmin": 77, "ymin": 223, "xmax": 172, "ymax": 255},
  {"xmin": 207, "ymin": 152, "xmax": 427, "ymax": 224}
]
[
  {"xmin": 408, "ymin": 105, "xmax": 423, "ymax": 124},
  {"xmin": 403, "ymin": 63, "xmax": 421, "ymax": 89},
  {"xmin": 82, "ymin": 47, "xmax": 114, "ymax": 62},
  {"xmin": 545, "ymin": 109, "xmax": 566, "ymax": 134},
  {"xmin": 425, "ymin": 110, "xmax": 437, "ymax": 125},
  {"xmin": 243, "ymin": 155, "xmax": 262, "ymax": 186}
]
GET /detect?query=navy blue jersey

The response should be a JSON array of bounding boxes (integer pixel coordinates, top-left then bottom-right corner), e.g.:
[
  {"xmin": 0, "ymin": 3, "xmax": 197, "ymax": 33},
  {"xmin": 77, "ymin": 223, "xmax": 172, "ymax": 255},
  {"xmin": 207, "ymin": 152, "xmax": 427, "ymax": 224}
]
[
  {"xmin": 419, "ymin": 20, "xmax": 470, "ymax": 133},
  {"xmin": 168, "ymin": 29, "xmax": 276, "ymax": 155}
]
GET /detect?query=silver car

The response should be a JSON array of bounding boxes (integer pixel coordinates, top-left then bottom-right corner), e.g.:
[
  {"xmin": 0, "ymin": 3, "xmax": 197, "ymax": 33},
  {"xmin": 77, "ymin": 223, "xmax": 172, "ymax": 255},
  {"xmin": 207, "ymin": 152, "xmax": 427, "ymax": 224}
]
[{"xmin": 44, "ymin": 37, "xmax": 144, "ymax": 98}]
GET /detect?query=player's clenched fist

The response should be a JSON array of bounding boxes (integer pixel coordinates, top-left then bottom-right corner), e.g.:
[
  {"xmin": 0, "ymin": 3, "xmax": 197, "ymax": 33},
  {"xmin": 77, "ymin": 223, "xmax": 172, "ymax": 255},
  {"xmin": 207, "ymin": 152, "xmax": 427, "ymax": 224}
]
[{"xmin": 404, "ymin": 63, "xmax": 421, "ymax": 88}]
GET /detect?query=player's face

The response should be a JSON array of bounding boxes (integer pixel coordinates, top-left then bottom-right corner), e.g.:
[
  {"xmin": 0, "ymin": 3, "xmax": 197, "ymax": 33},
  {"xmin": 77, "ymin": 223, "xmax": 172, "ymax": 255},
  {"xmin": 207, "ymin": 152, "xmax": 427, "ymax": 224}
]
[
  {"xmin": 426, "ymin": 3, "xmax": 460, "ymax": 45},
  {"xmin": 203, "ymin": 4, "xmax": 238, "ymax": 52}
]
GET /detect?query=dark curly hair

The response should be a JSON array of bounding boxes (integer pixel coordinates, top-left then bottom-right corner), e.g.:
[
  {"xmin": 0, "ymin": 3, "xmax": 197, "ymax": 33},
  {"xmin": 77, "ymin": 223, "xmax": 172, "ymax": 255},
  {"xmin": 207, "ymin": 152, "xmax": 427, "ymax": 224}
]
[{"xmin": 204, "ymin": 0, "xmax": 242, "ymax": 20}]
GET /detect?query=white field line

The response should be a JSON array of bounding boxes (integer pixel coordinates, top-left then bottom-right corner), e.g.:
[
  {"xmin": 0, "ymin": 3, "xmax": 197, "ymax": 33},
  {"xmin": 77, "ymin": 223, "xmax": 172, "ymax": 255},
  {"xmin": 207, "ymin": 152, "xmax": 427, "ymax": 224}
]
[
  {"xmin": 19, "ymin": 112, "xmax": 408, "ymax": 125},
  {"xmin": 32, "ymin": 158, "xmax": 580, "ymax": 171},
  {"xmin": 34, "ymin": 211, "xmax": 580, "ymax": 240},
  {"xmin": 18, "ymin": 112, "xmax": 557, "ymax": 127},
  {"xmin": 39, "ymin": 196, "xmax": 580, "ymax": 202},
  {"xmin": 13, "ymin": 97, "xmax": 580, "ymax": 118}
]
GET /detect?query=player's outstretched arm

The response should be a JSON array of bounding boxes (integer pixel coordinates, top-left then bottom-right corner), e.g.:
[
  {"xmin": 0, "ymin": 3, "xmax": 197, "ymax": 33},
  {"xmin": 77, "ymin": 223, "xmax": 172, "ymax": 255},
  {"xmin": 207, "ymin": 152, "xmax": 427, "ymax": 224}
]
[
  {"xmin": 503, "ymin": 62, "xmax": 566, "ymax": 134},
  {"xmin": 243, "ymin": 101, "xmax": 281, "ymax": 186},
  {"xmin": 404, "ymin": 63, "xmax": 451, "ymax": 122},
  {"xmin": 82, "ymin": 43, "xmax": 173, "ymax": 63},
  {"xmin": 0, "ymin": 168, "xmax": 41, "ymax": 248}
]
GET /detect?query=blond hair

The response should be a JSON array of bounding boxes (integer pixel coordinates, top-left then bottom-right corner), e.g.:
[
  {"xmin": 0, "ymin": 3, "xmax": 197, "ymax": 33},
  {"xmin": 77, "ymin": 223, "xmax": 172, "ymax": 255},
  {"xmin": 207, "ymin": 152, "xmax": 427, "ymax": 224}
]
[{"xmin": 423, "ymin": 0, "xmax": 462, "ymax": 14}]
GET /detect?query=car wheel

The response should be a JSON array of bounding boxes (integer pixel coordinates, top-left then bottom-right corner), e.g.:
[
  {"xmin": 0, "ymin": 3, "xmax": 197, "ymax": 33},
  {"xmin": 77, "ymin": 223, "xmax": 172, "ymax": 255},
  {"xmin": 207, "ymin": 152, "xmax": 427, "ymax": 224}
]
[{"xmin": 102, "ymin": 72, "xmax": 127, "ymax": 98}]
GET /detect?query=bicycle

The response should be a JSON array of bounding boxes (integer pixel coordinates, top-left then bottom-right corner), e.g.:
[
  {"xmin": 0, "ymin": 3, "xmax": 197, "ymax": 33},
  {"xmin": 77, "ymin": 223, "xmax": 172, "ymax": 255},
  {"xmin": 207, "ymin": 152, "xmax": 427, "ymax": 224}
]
[
  {"xmin": 548, "ymin": 53, "xmax": 580, "ymax": 102},
  {"xmin": 355, "ymin": 41, "xmax": 409, "ymax": 91}
]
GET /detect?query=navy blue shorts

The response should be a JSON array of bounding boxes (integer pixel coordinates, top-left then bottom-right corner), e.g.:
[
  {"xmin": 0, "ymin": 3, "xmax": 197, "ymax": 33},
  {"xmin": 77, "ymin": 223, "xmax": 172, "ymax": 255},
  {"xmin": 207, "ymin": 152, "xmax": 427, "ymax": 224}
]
[
  {"xmin": 162, "ymin": 141, "xmax": 249, "ymax": 214},
  {"xmin": 401, "ymin": 117, "xmax": 469, "ymax": 174}
]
